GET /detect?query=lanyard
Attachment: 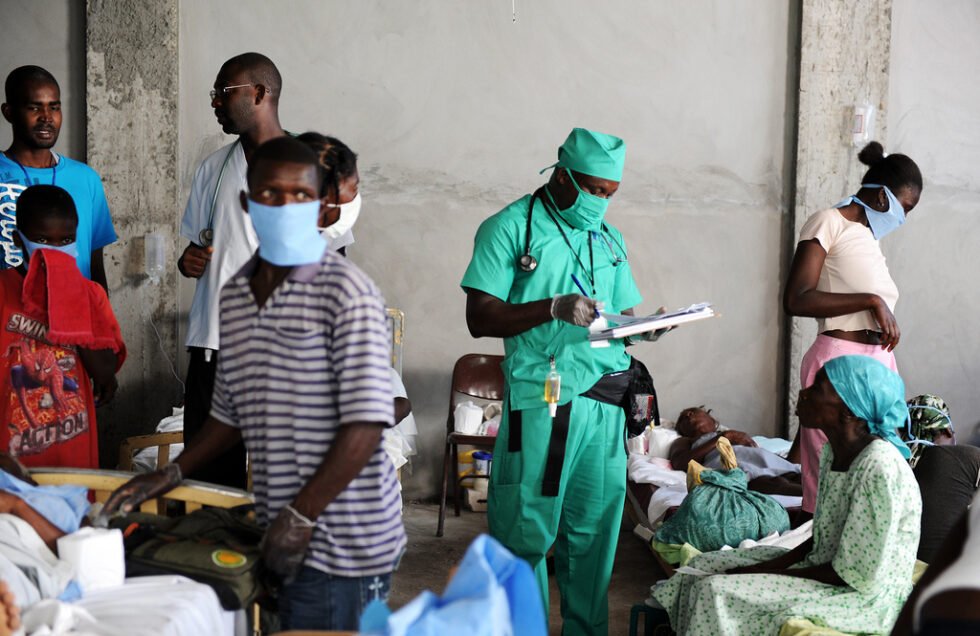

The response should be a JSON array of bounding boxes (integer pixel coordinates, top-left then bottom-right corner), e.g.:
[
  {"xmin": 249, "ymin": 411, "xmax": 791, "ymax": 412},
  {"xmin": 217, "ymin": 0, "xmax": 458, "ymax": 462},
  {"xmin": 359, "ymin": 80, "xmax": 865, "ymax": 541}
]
[
  {"xmin": 4, "ymin": 152, "xmax": 57, "ymax": 187},
  {"xmin": 538, "ymin": 189, "xmax": 596, "ymax": 294}
]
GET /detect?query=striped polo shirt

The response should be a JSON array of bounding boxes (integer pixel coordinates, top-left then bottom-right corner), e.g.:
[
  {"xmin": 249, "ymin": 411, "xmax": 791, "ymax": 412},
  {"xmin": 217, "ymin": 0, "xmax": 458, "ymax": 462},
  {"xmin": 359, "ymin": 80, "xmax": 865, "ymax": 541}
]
[{"xmin": 210, "ymin": 249, "xmax": 405, "ymax": 577}]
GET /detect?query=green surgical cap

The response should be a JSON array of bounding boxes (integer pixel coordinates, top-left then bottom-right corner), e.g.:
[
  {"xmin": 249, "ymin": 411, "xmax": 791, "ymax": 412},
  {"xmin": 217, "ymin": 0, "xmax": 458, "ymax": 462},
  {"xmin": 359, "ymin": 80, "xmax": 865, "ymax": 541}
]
[{"xmin": 551, "ymin": 128, "xmax": 626, "ymax": 182}]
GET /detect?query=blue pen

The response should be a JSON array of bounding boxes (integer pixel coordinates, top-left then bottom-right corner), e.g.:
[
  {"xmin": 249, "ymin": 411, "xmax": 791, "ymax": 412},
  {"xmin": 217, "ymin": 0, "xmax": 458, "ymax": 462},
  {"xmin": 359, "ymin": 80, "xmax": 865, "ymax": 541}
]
[{"xmin": 570, "ymin": 274, "xmax": 600, "ymax": 318}]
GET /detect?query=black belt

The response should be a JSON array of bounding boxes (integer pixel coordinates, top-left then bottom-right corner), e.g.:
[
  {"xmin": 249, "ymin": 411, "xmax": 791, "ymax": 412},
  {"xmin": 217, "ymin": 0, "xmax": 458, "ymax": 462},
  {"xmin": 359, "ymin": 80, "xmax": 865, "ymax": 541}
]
[
  {"xmin": 507, "ymin": 371, "xmax": 628, "ymax": 498},
  {"xmin": 506, "ymin": 403, "xmax": 570, "ymax": 497},
  {"xmin": 580, "ymin": 369, "xmax": 631, "ymax": 406}
]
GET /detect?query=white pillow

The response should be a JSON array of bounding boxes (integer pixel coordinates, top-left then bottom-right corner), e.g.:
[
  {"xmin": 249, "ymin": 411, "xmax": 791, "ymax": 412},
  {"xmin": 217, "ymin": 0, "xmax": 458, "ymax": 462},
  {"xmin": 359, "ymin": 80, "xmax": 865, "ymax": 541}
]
[{"xmin": 646, "ymin": 427, "xmax": 681, "ymax": 459}]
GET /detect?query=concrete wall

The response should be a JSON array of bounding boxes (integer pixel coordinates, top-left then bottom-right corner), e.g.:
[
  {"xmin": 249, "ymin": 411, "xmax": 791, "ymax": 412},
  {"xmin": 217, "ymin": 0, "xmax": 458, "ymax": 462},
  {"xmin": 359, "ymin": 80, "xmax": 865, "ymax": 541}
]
[
  {"xmin": 86, "ymin": 0, "xmax": 182, "ymax": 466},
  {"xmin": 179, "ymin": 0, "xmax": 795, "ymax": 499},
  {"xmin": 887, "ymin": 0, "xmax": 980, "ymax": 437},
  {"xmin": 785, "ymin": 0, "xmax": 892, "ymax": 437},
  {"xmin": 6, "ymin": 2, "xmax": 979, "ymax": 500},
  {"xmin": 0, "ymin": 0, "xmax": 86, "ymax": 159}
]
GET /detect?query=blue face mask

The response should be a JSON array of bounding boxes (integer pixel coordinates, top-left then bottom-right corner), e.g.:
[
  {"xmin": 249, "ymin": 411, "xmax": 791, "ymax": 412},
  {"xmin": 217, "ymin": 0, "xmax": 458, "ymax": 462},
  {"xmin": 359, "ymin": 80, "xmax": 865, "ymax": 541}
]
[
  {"xmin": 17, "ymin": 231, "xmax": 79, "ymax": 261},
  {"xmin": 558, "ymin": 169, "xmax": 610, "ymax": 231},
  {"xmin": 850, "ymin": 184, "xmax": 905, "ymax": 240},
  {"xmin": 247, "ymin": 199, "xmax": 327, "ymax": 266}
]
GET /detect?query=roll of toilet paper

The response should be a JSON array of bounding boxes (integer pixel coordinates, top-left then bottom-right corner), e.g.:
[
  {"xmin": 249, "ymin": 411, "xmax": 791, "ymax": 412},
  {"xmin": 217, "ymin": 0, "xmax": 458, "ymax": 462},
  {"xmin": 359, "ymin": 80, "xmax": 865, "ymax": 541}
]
[
  {"xmin": 56, "ymin": 527, "xmax": 125, "ymax": 593},
  {"xmin": 453, "ymin": 401, "xmax": 484, "ymax": 435}
]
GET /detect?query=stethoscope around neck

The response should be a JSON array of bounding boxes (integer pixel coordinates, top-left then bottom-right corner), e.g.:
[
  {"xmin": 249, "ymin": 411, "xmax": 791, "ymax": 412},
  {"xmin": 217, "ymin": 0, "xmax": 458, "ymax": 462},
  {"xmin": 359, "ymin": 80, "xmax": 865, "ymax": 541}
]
[
  {"xmin": 516, "ymin": 186, "xmax": 626, "ymax": 275},
  {"xmin": 199, "ymin": 139, "xmax": 241, "ymax": 247},
  {"xmin": 516, "ymin": 189, "xmax": 549, "ymax": 272}
]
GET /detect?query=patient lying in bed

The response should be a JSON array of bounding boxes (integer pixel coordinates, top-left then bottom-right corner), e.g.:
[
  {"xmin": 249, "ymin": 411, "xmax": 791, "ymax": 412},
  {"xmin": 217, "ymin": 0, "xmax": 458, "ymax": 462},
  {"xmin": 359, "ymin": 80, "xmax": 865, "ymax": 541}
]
[
  {"xmin": 0, "ymin": 460, "xmax": 234, "ymax": 636},
  {"xmin": 669, "ymin": 407, "xmax": 802, "ymax": 496}
]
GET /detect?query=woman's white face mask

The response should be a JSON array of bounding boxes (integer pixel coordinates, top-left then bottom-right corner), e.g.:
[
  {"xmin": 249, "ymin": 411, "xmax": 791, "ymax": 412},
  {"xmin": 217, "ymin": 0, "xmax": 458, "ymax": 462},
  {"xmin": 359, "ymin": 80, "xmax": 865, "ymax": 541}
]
[{"xmin": 319, "ymin": 192, "xmax": 362, "ymax": 240}]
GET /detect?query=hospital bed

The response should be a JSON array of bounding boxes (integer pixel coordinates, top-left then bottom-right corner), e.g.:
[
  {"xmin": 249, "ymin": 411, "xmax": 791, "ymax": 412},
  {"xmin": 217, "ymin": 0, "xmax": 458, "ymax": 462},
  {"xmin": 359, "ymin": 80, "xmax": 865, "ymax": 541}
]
[
  {"xmin": 25, "ymin": 467, "xmax": 255, "ymax": 636},
  {"xmin": 625, "ymin": 424, "xmax": 803, "ymax": 577},
  {"xmin": 626, "ymin": 425, "xmax": 802, "ymax": 524},
  {"xmin": 626, "ymin": 430, "xmax": 928, "ymax": 636},
  {"xmin": 31, "ymin": 467, "xmax": 253, "ymax": 514}
]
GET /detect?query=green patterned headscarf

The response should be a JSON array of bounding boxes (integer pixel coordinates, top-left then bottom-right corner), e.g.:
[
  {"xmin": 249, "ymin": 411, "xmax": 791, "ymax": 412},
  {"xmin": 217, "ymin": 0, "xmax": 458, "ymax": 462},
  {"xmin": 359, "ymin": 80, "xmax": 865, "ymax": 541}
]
[{"xmin": 906, "ymin": 394, "xmax": 953, "ymax": 468}]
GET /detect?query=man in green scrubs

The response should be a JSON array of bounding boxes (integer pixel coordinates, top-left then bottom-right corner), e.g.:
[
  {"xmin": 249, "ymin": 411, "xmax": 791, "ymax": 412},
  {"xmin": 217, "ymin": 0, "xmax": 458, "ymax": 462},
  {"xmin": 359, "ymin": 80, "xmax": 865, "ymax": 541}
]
[{"xmin": 461, "ymin": 128, "xmax": 643, "ymax": 635}]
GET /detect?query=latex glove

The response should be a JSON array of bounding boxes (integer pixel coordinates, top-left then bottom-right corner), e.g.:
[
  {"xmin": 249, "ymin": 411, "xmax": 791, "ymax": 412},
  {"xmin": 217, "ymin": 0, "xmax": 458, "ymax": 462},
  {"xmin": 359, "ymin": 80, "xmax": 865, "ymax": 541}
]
[
  {"xmin": 550, "ymin": 294, "xmax": 598, "ymax": 327},
  {"xmin": 629, "ymin": 326, "xmax": 674, "ymax": 343},
  {"xmin": 101, "ymin": 463, "xmax": 182, "ymax": 517},
  {"xmin": 627, "ymin": 306, "xmax": 675, "ymax": 344},
  {"xmin": 262, "ymin": 505, "xmax": 316, "ymax": 585}
]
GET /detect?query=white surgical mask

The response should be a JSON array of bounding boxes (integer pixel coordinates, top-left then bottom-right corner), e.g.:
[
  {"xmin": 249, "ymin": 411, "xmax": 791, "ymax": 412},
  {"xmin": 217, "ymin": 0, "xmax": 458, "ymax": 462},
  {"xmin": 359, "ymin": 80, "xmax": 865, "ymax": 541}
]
[{"xmin": 319, "ymin": 192, "xmax": 362, "ymax": 240}]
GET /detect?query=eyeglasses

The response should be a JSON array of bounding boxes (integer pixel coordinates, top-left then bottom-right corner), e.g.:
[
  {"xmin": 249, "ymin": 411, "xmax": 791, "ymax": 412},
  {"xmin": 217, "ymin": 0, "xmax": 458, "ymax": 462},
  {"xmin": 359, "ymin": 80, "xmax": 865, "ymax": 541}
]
[{"xmin": 209, "ymin": 83, "xmax": 253, "ymax": 100}]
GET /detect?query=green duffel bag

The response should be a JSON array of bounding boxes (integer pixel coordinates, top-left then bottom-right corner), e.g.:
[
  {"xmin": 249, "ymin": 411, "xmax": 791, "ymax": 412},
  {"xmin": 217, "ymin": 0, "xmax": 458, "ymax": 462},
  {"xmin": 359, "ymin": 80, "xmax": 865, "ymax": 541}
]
[
  {"xmin": 111, "ymin": 505, "xmax": 265, "ymax": 610},
  {"xmin": 654, "ymin": 468, "xmax": 790, "ymax": 553}
]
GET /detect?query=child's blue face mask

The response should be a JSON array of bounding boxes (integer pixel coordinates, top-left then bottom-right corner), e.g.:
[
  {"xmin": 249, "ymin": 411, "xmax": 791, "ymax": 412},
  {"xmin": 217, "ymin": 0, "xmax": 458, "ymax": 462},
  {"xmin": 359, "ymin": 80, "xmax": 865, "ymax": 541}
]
[
  {"xmin": 247, "ymin": 199, "xmax": 327, "ymax": 266},
  {"xmin": 850, "ymin": 184, "xmax": 905, "ymax": 240},
  {"xmin": 17, "ymin": 231, "xmax": 79, "ymax": 261}
]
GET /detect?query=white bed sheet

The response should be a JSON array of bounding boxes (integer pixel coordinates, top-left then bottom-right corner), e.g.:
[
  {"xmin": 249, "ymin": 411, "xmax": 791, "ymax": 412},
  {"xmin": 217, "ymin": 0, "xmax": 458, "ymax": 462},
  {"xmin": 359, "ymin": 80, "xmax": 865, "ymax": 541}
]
[
  {"xmin": 21, "ymin": 576, "xmax": 240, "ymax": 636},
  {"xmin": 627, "ymin": 452, "xmax": 803, "ymax": 525}
]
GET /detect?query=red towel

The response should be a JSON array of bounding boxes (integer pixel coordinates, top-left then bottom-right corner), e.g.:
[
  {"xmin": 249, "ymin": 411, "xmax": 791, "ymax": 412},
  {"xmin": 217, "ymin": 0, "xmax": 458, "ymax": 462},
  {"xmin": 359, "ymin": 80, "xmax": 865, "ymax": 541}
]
[{"xmin": 21, "ymin": 250, "xmax": 126, "ymax": 368}]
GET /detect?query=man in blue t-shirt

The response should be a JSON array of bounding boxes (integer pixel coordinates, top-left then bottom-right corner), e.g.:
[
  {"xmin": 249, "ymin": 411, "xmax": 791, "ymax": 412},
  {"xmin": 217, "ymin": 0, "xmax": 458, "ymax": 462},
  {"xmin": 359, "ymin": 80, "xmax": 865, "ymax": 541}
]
[{"xmin": 0, "ymin": 66, "xmax": 116, "ymax": 289}]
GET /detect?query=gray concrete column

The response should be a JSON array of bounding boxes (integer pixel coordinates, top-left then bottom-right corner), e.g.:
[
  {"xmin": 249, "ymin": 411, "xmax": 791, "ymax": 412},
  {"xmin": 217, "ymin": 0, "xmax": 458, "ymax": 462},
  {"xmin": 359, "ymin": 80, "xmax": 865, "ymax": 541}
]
[
  {"xmin": 785, "ymin": 0, "xmax": 892, "ymax": 436},
  {"xmin": 86, "ymin": 0, "xmax": 181, "ymax": 466}
]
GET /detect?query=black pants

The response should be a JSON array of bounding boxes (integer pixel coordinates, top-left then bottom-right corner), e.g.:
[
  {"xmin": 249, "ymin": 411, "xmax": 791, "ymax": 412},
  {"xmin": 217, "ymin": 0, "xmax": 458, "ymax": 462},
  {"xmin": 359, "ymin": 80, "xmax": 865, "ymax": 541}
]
[
  {"xmin": 183, "ymin": 347, "xmax": 247, "ymax": 489},
  {"xmin": 919, "ymin": 619, "xmax": 980, "ymax": 636}
]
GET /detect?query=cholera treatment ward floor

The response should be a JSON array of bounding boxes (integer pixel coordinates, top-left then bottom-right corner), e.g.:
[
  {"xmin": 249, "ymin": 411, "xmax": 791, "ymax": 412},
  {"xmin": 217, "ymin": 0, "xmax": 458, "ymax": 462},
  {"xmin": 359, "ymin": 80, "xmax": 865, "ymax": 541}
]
[{"xmin": 390, "ymin": 503, "xmax": 657, "ymax": 635}]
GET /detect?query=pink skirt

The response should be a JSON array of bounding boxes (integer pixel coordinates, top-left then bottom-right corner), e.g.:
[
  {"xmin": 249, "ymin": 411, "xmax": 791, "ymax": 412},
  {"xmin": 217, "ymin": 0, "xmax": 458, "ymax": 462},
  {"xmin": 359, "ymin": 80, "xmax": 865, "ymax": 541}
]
[{"xmin": 799, "ymin": 334, "xmax": 897, "ymax": 512}]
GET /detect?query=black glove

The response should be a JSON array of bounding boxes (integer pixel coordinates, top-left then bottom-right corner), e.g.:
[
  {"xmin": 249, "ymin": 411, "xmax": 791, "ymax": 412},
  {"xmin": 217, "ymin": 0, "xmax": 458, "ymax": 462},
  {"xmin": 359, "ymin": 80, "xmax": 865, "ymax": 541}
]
[
  {"xmin": 101, "ymin": 463, "xmax": 182, "ymax": 517},
  {"xmin": 550, "ymin": 294, "xmax": 598, "ymax": 327},
  {"xmin": 261, "ymin": 505, "xmax": 316, "ymax": 585}
]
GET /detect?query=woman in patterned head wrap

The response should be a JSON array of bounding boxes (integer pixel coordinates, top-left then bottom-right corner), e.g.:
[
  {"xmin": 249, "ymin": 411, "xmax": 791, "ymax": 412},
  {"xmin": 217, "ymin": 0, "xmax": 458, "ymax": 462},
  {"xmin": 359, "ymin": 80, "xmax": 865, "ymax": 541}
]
[
  {"xmin": 905, "ymin": 394, "xmax": 954, "ymax": 468},
  {"xmin": 902, "ymin": 394, "xmax": 978, "ymax": 564}
]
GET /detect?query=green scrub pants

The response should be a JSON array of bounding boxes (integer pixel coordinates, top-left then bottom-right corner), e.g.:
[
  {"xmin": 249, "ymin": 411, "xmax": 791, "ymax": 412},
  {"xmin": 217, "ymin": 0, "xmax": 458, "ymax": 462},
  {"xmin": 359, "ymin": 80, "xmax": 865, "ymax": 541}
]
[{"xmin": 488, "ymin": 395, "xmax": 626, "ymax": 636}]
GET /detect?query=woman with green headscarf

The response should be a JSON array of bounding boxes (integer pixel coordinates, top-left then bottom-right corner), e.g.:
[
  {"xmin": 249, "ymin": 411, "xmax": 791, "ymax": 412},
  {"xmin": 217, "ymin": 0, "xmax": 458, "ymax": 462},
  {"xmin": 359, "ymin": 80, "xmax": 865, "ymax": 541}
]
[
  {"xmin": 904, "ymin": 394, "xmax": 955, "ymax": 468},
  {"xmin": 651, "ymin": 355, "xmax": 921, "ymax": 636}
]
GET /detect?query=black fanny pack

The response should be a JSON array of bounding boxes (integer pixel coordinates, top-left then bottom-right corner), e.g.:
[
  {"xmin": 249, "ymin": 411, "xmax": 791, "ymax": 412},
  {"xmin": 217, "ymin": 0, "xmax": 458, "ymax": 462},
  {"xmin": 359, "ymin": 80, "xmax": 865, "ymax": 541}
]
[
  {"xmin": 508, "ymin": 357, "xmax": 660, "ymax": 498},
  {"xmin": 581, "ymin": 356, "xmax": 660, "ymax": 437}
]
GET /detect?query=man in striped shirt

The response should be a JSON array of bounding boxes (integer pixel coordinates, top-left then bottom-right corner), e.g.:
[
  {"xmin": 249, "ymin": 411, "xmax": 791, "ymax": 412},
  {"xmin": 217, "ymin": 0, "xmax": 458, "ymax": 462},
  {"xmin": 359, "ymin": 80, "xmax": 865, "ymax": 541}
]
[{"xmin": 104, "ymin": 137, "xmax": 405, "ymax": 631}]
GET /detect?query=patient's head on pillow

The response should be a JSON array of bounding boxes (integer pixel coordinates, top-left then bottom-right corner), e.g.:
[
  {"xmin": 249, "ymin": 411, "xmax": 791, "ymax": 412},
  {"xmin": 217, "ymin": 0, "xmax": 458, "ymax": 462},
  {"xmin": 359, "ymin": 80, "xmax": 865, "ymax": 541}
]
[{"xmin": 676, "ymin": 406, "xmax": 718, "ymax": 438}]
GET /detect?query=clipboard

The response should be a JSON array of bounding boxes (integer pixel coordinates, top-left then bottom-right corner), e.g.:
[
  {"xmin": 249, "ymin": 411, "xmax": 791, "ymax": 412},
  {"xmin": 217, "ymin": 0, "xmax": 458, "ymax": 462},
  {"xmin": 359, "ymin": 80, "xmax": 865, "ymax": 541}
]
[{"xmin": 588, "ymin": 302, "xmax": 716, "ymax": 341}]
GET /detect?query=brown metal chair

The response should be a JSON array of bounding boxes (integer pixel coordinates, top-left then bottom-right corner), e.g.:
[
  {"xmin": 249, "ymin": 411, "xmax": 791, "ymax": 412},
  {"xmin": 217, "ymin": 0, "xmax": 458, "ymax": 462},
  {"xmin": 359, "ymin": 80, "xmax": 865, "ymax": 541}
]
[{"xmin": 436, "ymin": 353, "xmax": 504, "ymax": 537}]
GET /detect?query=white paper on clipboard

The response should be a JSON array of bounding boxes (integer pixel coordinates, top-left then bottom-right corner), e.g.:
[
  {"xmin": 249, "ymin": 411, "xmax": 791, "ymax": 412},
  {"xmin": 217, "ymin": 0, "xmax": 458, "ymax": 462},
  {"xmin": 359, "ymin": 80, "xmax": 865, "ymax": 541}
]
[{"xmin": 589, "ymin": 302, "xmax": 716, "ymax": 341}]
